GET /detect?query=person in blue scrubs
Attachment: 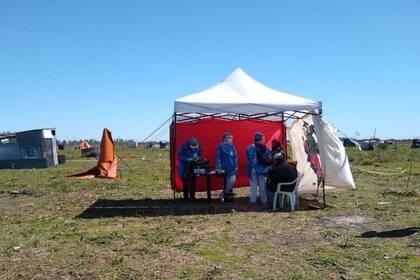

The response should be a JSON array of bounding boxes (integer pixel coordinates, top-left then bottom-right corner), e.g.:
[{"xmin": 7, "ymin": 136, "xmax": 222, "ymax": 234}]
[
  {"xmin": 216, "ymin": 132, "xmax": 238, "ymax": 200},
  {"xmin": 246, "ymin": 132, "xmax": 271, "ymax": 205},
  {"xmin": 178, "ymin": 138, "xmax": 201, "ymax": 201}
]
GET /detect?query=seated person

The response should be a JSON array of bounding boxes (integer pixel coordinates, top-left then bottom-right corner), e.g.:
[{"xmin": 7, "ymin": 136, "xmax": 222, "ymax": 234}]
[{"xmin": 266, "ymin": 152, "xmax": 298, "ymax": 207}]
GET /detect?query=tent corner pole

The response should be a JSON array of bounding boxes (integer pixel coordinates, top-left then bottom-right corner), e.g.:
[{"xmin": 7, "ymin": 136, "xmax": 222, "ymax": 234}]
[
  {"xmin": 172, "ymin": 112, "xmax": 177, "ymax": 209},
  {"xmin": 281, "ymin": 112, "xmax": 287, "ymax": 159},
  {"xmin": 322, "ymin": 177, "xmax": 326, "ymax": 208}
]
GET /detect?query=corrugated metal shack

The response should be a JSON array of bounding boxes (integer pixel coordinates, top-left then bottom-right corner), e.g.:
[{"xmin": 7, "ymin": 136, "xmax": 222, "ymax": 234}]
[{"xmin": 0, "ymin": 128, "xmax": 58, "ymax": 169}]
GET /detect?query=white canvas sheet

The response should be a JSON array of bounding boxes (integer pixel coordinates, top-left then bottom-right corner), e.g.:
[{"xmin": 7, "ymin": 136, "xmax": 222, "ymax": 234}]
[
  {"xmin": 288, "ymin": 117, "xmax": 323, "ymax": 193},
  {"xmin": 313, "ymin": 116, "xmax": 356, "ymax": 189},
  {"xmin": 289, "ymin": 115, "xmax": 355, "ymax": 192}
]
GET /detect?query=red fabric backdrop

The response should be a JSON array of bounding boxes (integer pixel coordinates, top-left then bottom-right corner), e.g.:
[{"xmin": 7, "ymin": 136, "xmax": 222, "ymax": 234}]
[{"xmin": 170, "ymin": 118, "xmax": 286, "ymax": 192}]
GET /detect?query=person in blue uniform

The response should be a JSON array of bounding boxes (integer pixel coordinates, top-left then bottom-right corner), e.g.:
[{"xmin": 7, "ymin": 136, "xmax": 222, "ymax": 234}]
[
  {"xmin": 216, "ymin": 132, "xmax": 238, "ymax": 200},
  {"xmin": 246, "ymin": 132, "xmax": 271, "ymax": 205},
  {"xmin": 178, "ymin": 138, "xmax": 201, "ymax": 201}
]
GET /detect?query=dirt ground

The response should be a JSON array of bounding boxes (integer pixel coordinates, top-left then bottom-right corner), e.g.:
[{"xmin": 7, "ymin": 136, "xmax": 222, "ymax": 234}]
[{"xmin": 0, "ymin": 143, "xmax": 419, "ymax": 279}]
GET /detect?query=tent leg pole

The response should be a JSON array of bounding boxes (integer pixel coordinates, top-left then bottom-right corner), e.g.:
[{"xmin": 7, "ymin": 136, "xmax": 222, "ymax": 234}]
[
  {"xmin": 281, "ymin": 112, "xmax": 287, "ymax": 159},
  {"xmin": 171, "ymin": 112, "xmax": 177, "ymax": 214},
  {"xmin": 173, "ymin": 188, "xmax": 176, "ymax": 213},
  {"xmin": 322, "ymin": 178, "xmax": 326, "ymax": 209}
]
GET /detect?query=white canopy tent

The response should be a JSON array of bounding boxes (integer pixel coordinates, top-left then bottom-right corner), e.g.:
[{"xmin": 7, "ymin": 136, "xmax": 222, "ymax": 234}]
[
  {"xmin": 171, "ymin": 68, "xmax": 354, "ymax": 206},
  {"xmin": 175, "ymin": 68, "xmax": 322, "ymax": 122}
]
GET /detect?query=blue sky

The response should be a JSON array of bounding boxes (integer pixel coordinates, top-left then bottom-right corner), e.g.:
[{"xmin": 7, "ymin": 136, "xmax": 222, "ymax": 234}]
[{"xmin": 1, "ymin": 0, "xmax": 419, "ymax": 140}]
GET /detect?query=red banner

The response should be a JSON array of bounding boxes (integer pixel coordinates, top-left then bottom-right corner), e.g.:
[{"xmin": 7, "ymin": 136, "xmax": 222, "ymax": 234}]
[{"xmin": 170, "ymin": 118, "xmax": 286, "ymax": 192}]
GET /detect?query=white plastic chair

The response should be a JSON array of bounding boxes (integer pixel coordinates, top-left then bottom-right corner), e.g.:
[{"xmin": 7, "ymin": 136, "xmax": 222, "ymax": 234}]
[{"xmin": 272, "ymin": 172, "xmax": 304, "ymax": 212}]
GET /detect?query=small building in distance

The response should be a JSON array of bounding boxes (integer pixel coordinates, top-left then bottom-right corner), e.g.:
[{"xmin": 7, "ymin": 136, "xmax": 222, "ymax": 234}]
[
  {"xmin": 412, "ymin": 139, "xmax": 420, "ymax": 149},
  {"xmin": 0, "ymin": 128, "xmax": 59, "ymax": 169},
  {"xmin": 127, "ymin": 140, "xmax": 138, "ymax": 148},
  {"xmin": 159, "ymin": 140, "xmax": 169, "ymax": 149},
  {"xmin": 340, "ymin": 137, "xmax": 357, "ymax": 147}
]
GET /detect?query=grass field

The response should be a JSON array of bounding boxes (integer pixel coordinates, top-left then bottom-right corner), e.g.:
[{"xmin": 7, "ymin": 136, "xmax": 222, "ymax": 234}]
[{"xmin": 0, "ymin": 142, "xmax": 419, "ymax": 279}]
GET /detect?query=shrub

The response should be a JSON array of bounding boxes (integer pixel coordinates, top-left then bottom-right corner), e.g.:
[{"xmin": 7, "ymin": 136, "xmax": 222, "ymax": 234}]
[{"xmin": 377, "ymin": 143, "xmax": 389, "ymax": 150}]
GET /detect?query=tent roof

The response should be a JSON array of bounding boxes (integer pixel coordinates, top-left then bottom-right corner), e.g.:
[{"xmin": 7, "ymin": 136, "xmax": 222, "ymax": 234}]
[{"xmin": 175, "ymin": 68, "xmax": 322, "ymax": 120}]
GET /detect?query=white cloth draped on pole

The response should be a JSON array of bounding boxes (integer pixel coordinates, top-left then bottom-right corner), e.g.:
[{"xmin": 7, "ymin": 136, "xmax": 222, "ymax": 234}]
[
  {"xmin": 313, "ymin": 115, "xmax": 355, "ymax": 189},
  {"xmin": 288, "ymin": 115, "xmax": 355, "ymax": 192},
  {"xmin": 288, "ymin": 116, "xmax": 324, "ymax": 192}
]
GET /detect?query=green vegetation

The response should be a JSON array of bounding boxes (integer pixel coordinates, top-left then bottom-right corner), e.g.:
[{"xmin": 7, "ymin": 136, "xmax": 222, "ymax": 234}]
[{"xmin": 0, "ymin": 142, "xmax": 419, "ymax": 279}]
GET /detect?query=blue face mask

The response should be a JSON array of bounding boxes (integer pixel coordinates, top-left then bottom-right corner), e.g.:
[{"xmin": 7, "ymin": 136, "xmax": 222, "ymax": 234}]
[{"xmin": 224, "ymin": 138, "xmax": 232, "ymax": 144}]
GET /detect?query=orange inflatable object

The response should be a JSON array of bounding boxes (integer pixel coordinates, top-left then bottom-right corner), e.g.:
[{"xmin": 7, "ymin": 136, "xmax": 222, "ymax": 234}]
[
  {"xmin": 78, "ymin": 140, "xmax": 91, "ymax": 150},
  {"xmin": 97, "ymin": 128, "xmax": 118, "ymax": 178},
  {"xmin": 68, "ymin": 128, "xmax": 118, "ymax": 179}
]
